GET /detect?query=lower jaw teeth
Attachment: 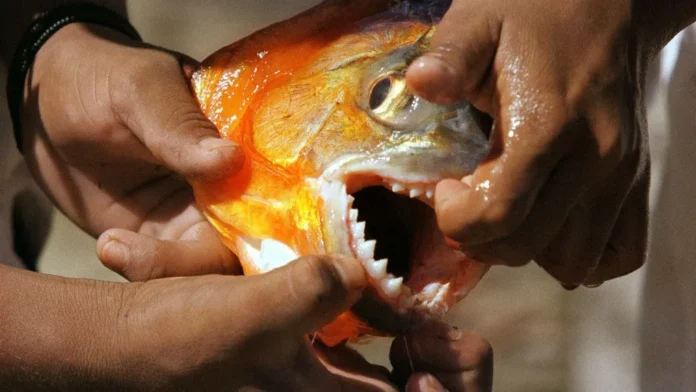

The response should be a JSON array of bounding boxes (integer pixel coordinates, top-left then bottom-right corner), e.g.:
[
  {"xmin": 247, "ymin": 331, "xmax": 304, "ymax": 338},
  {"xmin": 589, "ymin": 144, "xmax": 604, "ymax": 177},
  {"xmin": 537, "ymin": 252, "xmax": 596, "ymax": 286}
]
[
  {"xmin": 381, "ymin": 276, "xmax": 403, "ymax": 298},
  {"xmin": 366, "ymin": 259, "xmax": 387, "ymax": 279},
  {"xmin": 358, "ymin": 239, "xmax": 376, "ymax": 259}
]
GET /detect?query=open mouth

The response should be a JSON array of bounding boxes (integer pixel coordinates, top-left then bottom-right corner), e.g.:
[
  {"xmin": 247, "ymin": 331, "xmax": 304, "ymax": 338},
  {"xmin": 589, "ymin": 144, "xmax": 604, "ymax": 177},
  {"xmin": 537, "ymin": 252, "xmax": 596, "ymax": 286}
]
[{"xmin": 319, "ymin": 174, "xmax": 486, "ymax": 325}]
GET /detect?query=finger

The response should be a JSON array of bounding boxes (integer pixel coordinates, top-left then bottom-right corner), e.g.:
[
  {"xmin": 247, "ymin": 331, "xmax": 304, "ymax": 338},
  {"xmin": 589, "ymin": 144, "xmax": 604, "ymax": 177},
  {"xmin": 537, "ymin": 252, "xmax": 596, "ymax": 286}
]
[
  {"xmin": 390, "ymin": 324, "xmax": 493, "ymax": 392},
  {"xmin": 313, "ymin": 342, "xmax": 397, "ymax": 392},
  {"xmin": 583, "ymin": 170, "xmax": 649, "ymax": 285},
  {"xmin": 405, "ymin": 373, "xmax": 447, "ymax": 392},
  {"xmin": 405, "ymin": 0, "xmax": 501, "ymax": 105},
  {"xmin": 96, "ymin": 226, "xmax": 240, "ymax": 281},
  {"xmin": 427, "ymin": 370, "xmax": 492, "ymax": 392},
  {"xmin": 457, "ymin": 151, "xmax": 593, "ymax": 267},
  {"xmin": 249, "ymin": 342, "xmax": 343, "ymax": 391},
  {"xmin": 435, "ymin": 105, "xmax": 576, "ymax": 249},
  {"xmin": 247, "ymin": 255, "xmax": 367, "ymax": 337},
  {"xmin": 115, "ymin": 51, "xmax": 244, "ymax": 182},
  {"xmin": 536, "ymin": 144, "xmax": 640, "ymax": 284}
]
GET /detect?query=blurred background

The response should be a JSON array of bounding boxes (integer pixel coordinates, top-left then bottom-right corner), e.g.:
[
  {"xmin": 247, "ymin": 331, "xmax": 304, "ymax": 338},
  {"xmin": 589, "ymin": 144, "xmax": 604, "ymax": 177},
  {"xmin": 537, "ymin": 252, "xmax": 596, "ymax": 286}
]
[{"xmin": 33, "ymin": 1, "xmax": 665, "ymax": 391}]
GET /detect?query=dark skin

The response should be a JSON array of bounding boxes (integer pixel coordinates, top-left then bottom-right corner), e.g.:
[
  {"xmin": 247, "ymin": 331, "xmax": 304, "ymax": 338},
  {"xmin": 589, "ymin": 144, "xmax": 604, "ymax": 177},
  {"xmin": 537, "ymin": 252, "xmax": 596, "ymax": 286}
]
[
  {"xmin": 0, "ymin": 255, "xmax": 492, "ymax": 391},
  {"xmin": 0, "ymin": 1, "xmax": 492, "ymax": 390},
  {"xmin": 405, "ymin": 0, "xmax": 696, "ymax": 288}
]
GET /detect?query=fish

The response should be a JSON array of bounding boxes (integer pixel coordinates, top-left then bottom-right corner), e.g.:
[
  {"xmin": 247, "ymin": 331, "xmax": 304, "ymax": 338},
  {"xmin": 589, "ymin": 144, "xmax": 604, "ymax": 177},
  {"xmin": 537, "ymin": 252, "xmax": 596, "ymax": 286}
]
[{"xmin": 189, "ymin": 0, "xmax": 491, "ymax": 347}]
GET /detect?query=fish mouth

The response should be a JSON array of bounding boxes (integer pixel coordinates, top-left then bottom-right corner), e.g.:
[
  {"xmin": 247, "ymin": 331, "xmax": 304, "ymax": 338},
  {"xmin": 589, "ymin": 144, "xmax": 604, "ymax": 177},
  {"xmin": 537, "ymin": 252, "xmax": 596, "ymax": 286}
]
[{"xmin": 317, "ymin": 170, "xmax": 488, "ymax": 334}]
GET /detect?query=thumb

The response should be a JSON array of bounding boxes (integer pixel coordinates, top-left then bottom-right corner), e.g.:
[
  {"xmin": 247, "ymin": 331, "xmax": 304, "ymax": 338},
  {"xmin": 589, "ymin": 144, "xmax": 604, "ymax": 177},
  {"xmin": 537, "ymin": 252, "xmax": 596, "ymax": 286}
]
[
  {"xmin": 119, "ymin": 50, "xmax": 244, "ymax": 182},
  {"xmin": 247, "ymin": 255, "xmax": 367, "ymax": 337},
  {"xmin": 405, "ymin": 0, "xmax": 500, "ymax": 105},
  {"xmin": 96, "ymin": 226, "xmax": 241, "ymax": 282}
]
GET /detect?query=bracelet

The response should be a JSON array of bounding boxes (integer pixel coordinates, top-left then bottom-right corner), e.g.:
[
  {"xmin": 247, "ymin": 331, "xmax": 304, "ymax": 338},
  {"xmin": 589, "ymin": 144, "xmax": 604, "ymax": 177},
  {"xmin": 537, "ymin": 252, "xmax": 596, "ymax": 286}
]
[{"xmin": 6, "ymin": 3, "xmax": 142, "ymax": 154}]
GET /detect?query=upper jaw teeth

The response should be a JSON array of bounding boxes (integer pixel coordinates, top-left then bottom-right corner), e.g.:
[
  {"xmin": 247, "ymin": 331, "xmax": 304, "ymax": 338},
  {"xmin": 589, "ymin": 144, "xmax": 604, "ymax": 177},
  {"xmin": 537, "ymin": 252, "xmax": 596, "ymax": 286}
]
[
  {"xmin": 342, "ymin": 178, "xmax": 438, "ymax": 303},
  {"xmin": 388, "ymin": 181, "xmax": 435, "ymax": 203}
]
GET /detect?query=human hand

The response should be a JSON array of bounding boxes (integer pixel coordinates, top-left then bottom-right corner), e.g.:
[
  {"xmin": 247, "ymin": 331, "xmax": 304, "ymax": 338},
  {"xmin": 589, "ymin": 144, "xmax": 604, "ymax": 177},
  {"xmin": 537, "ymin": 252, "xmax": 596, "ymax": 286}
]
[
  {"xmin": 19, "ymin": 23, "xmax": 243, "ymax": 280},
  {"xmin": 389, "ymin": 323, "xmax": 493, "ymax": 392},
  {"xmin": 113, "ymin": 255, "xmax": 492, "ymax": 391},
  {"xmin": 401, "ymin": 0, "xmax": 694, "ymax": 287}
]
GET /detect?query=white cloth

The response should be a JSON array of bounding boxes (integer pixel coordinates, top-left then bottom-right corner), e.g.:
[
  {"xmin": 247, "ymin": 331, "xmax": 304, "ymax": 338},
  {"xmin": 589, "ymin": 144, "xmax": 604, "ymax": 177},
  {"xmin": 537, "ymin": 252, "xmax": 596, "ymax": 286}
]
[{"xmin": 640, "ymin": 24, "xmax": 696, "ymax": 392}]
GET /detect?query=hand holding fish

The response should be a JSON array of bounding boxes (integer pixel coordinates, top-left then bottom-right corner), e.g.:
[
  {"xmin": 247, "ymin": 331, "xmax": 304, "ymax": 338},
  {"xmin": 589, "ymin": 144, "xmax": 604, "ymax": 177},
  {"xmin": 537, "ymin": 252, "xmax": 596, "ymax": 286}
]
[
  {"xmin": 18, "ymin": 23, "xmax": 245, "ymax": 280},
  {"xmin": 407, "ymin": 0, "xmax": 696, "ymax": 287},
  {"xmin": 0, "ymin": 255, "xmax": 491, "ymax": 391}
]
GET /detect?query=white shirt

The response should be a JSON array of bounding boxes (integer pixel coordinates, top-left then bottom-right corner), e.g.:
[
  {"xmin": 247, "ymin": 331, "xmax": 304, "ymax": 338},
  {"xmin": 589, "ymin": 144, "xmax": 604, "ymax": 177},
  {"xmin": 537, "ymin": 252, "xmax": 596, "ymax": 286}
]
[{"xmin": 640, "ymin": 24, "xmax": 696, "ymax": 392}]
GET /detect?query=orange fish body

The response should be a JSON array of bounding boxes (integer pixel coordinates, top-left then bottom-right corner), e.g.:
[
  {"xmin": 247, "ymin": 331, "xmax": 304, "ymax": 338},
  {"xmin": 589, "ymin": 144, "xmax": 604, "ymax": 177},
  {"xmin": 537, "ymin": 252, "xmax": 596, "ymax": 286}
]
[{"xmin": 191, "ymin": 0, "xmax": 490, "ymax": 346}]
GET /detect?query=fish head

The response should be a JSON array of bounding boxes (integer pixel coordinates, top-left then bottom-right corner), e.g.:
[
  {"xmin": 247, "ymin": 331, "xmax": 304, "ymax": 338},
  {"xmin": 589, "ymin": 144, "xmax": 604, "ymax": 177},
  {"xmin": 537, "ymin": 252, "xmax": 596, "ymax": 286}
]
[{"xmin": 191, "ymin": 0, "xmax": 492, "ymax": 346}]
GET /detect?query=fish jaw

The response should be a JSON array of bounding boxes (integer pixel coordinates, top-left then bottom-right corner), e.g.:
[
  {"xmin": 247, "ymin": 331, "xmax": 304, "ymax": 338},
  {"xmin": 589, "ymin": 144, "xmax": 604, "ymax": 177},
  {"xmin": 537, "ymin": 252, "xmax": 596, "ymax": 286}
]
[{"xmin": 310, "ymin": 158, "xmax": 490, "ymax": 337}]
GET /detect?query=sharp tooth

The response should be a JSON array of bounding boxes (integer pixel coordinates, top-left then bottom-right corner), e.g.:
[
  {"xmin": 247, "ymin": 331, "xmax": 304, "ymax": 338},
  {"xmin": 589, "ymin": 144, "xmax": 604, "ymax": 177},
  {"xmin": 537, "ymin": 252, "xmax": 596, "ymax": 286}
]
[
  {"xmin": 349, "ymin": 209, "xmax": 359, "ymax": 222},
  {"xmin": 425, "ymin": 189, "xmax": 434, "ymax": 199},
  {"xmin": 381, "ymin": 277, "xmax": 403, "ymax": 298},
  {"xmin": 409, "ymin": 188, "xmax": 422, "ymax": 198},
  {"xmin": 358, "ymin": 239, "xmax": 376, "ymax": 259},
  {"xmin": 366, "ymin": 258, "xmax": 388, "ymax": 279},
  {"xmin": 369, "ymin": 259, "xmax": 388, "ymax": 279},
  {"xmin": 347, "ymin": 194, "xmax": 355, "ymax": 205},
  {"xmin": 351, "ymin": 221, "xmax": 365, "ymax": 239},
  {"xmin": 391, "ymin": 183, "xmax": 406, "ymax": 193}
]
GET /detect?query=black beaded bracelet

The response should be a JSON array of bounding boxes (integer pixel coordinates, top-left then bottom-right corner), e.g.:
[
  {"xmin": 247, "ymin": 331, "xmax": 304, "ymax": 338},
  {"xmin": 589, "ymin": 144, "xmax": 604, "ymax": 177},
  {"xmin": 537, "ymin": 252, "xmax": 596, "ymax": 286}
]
[{"xmin": 6, "ymin": 3, "xmax": 142, "ymax": 153}]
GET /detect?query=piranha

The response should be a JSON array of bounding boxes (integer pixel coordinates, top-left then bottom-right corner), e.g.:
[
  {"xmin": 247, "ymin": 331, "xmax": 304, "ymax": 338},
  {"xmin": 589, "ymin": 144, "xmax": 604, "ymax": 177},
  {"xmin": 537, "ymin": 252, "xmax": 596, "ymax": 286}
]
[{"xmin": 190, "ymin": 0, "xmax": 492, "ymax": 346}]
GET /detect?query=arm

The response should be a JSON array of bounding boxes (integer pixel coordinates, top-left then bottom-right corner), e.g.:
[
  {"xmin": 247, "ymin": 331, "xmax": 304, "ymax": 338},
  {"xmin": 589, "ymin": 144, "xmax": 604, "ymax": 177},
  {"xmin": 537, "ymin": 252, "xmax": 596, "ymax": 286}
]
[
  {"xmin": 1, "ymin": 256, "xmax": 488, "ymax": 391},
  {"xmin": 0, "ymin": 256, "xmax": 373, "ymax": 391},
  {"xmin": 0, "ymin": 265, "xmax": 137, "ymax": 390}
]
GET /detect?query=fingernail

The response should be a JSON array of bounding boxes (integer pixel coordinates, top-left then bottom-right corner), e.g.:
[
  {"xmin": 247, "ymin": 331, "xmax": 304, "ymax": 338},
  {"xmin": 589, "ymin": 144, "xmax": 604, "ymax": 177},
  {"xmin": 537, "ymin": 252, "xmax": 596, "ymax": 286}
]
[
  {"xmin": 435, "ymin": 326, "xmax": 462, "ymax": 341},
  {"xmin": 199, "ymin": 137, "xmax": 238, "ymax": 152},
  {"xmin": 98, "ymin": 238, "xmax": 129, "ymax": 267},
  {"xmin": 417, "ymin": 374, "xmax": 446, "ymax": 392},
  {"xmin": 406, "ymin": 55, "xmax": 459, "ymax": 104}
]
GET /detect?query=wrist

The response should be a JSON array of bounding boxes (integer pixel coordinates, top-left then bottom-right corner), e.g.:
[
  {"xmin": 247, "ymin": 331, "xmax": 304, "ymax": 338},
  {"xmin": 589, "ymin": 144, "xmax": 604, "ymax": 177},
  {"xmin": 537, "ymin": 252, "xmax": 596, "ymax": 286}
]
[{"xmin": 7, "ymin": 4, "xmax": 142, "ymax": 153}]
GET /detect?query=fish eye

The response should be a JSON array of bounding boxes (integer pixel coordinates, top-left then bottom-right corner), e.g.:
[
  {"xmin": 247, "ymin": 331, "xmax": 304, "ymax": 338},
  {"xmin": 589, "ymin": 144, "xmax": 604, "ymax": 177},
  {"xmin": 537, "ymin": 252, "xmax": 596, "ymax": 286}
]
[{"xmin": 369, "ymin": 77, "xmax": 393, "ymax": 110}]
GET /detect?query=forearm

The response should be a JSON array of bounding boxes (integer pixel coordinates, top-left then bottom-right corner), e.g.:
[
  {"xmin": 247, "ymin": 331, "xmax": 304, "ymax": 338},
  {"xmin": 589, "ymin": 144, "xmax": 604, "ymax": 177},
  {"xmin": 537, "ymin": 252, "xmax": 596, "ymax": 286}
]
[
  {"xmin": 0, "ymin": 265, "xmax": 135, "ymax": 390},
  {"xmin": 0, "ymin": 0, "xmax": 126, "ymax": 66}
]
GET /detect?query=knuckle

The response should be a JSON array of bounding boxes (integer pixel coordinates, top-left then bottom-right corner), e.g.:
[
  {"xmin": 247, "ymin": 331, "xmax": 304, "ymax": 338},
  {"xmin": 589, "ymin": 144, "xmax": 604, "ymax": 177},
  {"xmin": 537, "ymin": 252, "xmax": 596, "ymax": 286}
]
[
  {"xmin": 111, "ymin": 51, "xmax": 179, "ymax": 114},
  {"xmin": 470, "ymin": 337, "xmax": 494, "ymax": 366},
  {"xmin": 164, "ymin": 104, "xmax": 215, "ymax": 138},
  {"xmin": 111, "ymin": 59, "xmax": 150, "ymax": 109},
  {"xmin": 125, "ymin": 240, "xmax": 165, "ymax": 282},
  {"xmin": 479, "ymin": 196, "xmax": 529, "ymax": 237}
]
